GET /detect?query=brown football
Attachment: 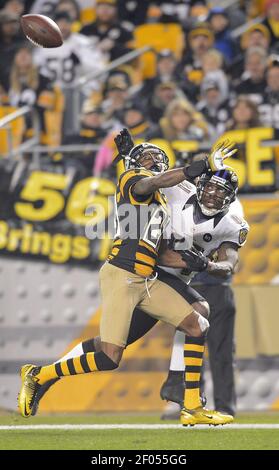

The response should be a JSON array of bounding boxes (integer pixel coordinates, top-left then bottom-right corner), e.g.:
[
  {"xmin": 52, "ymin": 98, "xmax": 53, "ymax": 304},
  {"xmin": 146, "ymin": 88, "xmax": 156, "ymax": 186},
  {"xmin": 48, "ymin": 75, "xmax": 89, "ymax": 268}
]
[{"xmin": 20, "ymin": 14, "xmax": 63, "ymax": 48}]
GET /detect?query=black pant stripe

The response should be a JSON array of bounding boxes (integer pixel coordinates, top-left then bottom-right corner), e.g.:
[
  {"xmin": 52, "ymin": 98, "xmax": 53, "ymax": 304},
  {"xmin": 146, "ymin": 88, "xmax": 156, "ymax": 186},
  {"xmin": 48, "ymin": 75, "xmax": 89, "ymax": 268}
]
[
  {"xmin": 185, "ymin": 381, "xmax": 200, "ymax": 389},
  {"xmin": 185, "ymin": 336, "xmax": 206, "ymax": 346},
  {"xmin": 185, "ymin": 365, "xmax": 202, "ymax": 373},
  {"xmin": 184, "ymin": 350, "xmax": 204, "ymax": 358},
  {"xmin": 80, "ymin": 354, "xmax": 91, "ymax": 373},
  {"xmin": 67, "ymin": 358, "xmax": 76, "ymax": 375},
  {"xmin": 55, "ymin": 362, "xmax": 63, "ymax": 377}
]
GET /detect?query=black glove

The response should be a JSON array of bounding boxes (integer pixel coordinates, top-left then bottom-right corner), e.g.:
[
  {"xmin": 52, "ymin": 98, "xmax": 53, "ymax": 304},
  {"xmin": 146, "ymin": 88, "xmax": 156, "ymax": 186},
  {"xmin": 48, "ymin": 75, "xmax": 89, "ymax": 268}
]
[
  {"xmin": 114, "ymin": 128, "xmax": 134, "ymax": 157},
  {"xmin": 180, "ymin": 247, "xmax": 208, "ymax": 273},
  {"xmin": 183, "ymin": 159, "xmax": 208, "ymax": 181}
]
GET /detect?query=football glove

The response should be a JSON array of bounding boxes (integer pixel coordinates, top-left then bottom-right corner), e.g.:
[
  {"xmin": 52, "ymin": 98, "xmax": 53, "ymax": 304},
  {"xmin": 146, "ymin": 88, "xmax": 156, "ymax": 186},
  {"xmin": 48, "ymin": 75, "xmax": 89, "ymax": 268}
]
[
  {"xmin": 207, "ymin": 140, "xmax": 237, "ymax": 171},
  {"xmin": 114, "ymin": 128, "xmax": 134, "ymax": 157},
  {"xmin": 180, "ymin": 247, "xmax": 208, "ymax": 273}
]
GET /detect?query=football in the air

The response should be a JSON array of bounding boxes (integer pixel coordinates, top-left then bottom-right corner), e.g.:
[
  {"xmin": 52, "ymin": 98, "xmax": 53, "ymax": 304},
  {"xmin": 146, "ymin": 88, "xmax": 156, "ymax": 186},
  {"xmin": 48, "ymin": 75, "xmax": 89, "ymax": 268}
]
[{"xmin": 20, "ymin": 14, "xmax": 63, "ymax": 48}]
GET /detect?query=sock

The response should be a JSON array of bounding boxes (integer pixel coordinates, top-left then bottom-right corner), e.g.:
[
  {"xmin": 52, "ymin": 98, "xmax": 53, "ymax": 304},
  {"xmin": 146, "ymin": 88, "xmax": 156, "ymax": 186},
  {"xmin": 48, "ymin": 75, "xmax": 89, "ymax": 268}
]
[
  {"xmin": 35, "ymin": 351, "xmax": 118, "ymax": 385},
  {"xmin": 169, "ymin": 330, "xmax": 185, "ymax": 371},
  {"xmin": 55, "ymin": 341, "xmax": 85, "ymax": 364},
  {"xmin": 184, "ymin": 335, "xmax": 205, "ymax": 410}
]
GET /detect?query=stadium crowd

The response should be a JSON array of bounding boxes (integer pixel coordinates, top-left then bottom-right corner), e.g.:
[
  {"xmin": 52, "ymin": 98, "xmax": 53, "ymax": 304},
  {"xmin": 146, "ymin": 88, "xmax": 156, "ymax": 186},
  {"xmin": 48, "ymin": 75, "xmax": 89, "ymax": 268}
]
[{"xmin": 0, "ymin": 0, "xmax": 279, "ymax": 179}]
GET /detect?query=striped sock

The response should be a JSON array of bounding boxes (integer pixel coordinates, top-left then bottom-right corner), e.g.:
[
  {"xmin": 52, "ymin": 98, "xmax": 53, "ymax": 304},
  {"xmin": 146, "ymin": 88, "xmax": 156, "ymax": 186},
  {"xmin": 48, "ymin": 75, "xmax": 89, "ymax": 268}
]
[
  {"xmin": 184, "ymin": 336, "xmax": 205, "ymax": 410},
  {"xmin": 35, "ymin": 351, "xmax": 116, "ymax": 385}
]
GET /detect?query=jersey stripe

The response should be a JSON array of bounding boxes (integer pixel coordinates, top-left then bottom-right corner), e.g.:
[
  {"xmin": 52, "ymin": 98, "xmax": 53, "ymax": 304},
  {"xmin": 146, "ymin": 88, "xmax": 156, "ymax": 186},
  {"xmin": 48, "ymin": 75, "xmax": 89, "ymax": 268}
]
[
  {"xmin": 136, "ymin": 252, "xmax": 156, "ymax": 267},
  {"xmin": 139, "ymin": 240, "xmax": 157, "ymax": 256}
]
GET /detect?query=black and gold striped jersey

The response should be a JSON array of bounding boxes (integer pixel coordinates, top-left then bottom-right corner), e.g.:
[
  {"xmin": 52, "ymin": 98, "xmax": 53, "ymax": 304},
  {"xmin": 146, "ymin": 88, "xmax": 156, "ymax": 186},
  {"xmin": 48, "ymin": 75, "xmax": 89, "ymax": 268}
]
[{"xmin": 108, "ymin": 168, "xmax": 169, "ymax": 277}]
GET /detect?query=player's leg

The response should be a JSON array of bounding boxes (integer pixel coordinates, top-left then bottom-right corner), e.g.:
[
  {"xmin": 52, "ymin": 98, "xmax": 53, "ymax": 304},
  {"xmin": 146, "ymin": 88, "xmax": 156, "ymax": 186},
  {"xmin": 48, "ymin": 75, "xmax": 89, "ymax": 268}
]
[
  {"xmin": 160, "ymin": 299, "xmax": 209, "ymax": 408},
  {"xmin": 32, "ymin": 308, "xmax": 158, "ymax": 415},
  {"xmin": 144, "ymin": 268, "xmax": 233, "ymax": 425},
  {"xmin": 18, "ymin": 263, "xmax": 143, "ymax": 417},
  {"xmin": 178, "ymin": 312, "xmax": 234, "ymax": 425}
]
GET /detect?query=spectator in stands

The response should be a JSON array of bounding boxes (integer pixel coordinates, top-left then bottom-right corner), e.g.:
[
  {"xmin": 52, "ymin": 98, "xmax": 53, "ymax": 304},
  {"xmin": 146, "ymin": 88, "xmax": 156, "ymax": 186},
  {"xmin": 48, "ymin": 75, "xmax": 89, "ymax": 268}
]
[
  {"xmin": 231, "ymin": 24, "xmax": 271, "ymax": 80},
  {"xmin": 93, "ymin": 100, "xmax": 151, "ymax": 176},
  {"xmin": 180, "ymin": 22, "xmax": 214, "ymax": 88},
  {"xmin": 121, "ymin": 101, "xmax": 150, "ymax": 140},
  {"xmin": 233, "ymin": 47, "xmax": 267, "ymax": 103},
  {"xmin": 201, "ymin": 48, "xmax": 229, "ymax": 103},
  {"xmin": 241, "ymin": 24, "xmax": 271, "ymax": 51},
  {"xmin": 139, "ymin": 49, "xmax": 196, "ymax": 105},
  {"xmin": 154, "ymin": 0, "xmax": 191, "ymax": 24},
  {"xmin": 147, "ymin": 81, "xmax": 180, "ymax": 123},
  {"xmin": 54, "ymin": 0, "xmax": 81, "ymax": 32},
  {"xmin": 8, "ymin": 44, "xmax": 56, "ymax": 141},
  {"xmin": 2, "ymin": 0, "xmax": 25, "ymax": 16},
  {"xmin": 117, "ymin": 0, "xmax": 149, "ymax": 27},
  {"xmin": 0, "ymin": 11, "xmax": 23, "ymax": 92},
  {"xmin": 80, "ymin": 0, "xmax": 134, "ymax": 61},
  {"xmin": 141, "ymin": 49, "xmax": 178, "ymax": 99},
  {"xmin": 147, "ymin": 97, "xmax": 207, "ymax": 143},
  {"xmin": 33, "ymin": 11, "xmax": 105, "ymax": 90},
  {"xmin": 263, "ymin": 0, "xmax": 279, "ymax": 48},
  {"xmin": 63, "ymin": 99, "xmax": 107, "ymax": 172},
  {"xmin": 69, "ymin": 100, "xmax": 107, "ymax": 144},
  {"xmin": 102, "ymin": 74, "xmax": 130, "ymax": 123},
  {"xmin": 208, "ymin": 7, "xmax": 235, "ymax": 62},
  {"xmin": 227, "ymin": 96, "xmax": 261, "ymax": 131},
  {"xmin": 259, "ymin": 59, "xmax": 279, "ymax": 129},
  {"xmin": 197, "ymin": 79, "xmax": 230, "ymax": 139}
]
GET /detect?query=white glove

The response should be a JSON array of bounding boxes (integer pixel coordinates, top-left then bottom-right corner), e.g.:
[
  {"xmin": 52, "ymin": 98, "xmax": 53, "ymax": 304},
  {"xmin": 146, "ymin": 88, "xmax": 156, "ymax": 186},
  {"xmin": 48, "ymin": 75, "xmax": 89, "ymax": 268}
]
[{"xmin": 208, "ymin": 140, "xmax": 237, "ymax": 171}]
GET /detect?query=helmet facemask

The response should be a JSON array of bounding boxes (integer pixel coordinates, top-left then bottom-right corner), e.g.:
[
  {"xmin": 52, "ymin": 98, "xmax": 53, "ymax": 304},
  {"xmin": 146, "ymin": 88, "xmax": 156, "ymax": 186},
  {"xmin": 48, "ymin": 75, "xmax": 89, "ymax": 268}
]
[
  {"xmin": 125, "ymin": 143, "xmax": 169, "ymax": 174},
  {"xmin": 196, "ymin": 173, "xmax": 237, "ymax": 216}
]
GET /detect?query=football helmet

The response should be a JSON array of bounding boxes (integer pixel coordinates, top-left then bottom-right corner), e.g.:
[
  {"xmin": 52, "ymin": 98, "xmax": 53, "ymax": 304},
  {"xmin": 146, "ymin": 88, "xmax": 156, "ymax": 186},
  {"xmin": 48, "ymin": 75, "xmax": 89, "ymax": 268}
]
[
  {"xmin": 196, "ymin": 168, "xmax": 238, "ymax": 216},
  {"xmin": 125, "ymin": 143, "xmax": 169, "ymax": 173}
]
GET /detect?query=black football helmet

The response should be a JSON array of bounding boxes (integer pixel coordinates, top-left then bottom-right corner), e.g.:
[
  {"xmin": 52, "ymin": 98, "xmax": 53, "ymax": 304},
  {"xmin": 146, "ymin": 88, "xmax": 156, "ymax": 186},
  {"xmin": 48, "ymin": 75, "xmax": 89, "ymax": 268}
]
[
  {"xmin": 125, "ymin": 143, "xmax": 169, "ymax": 173},
  {"xmin": 196, "ymin": 168, "xmax": 238, "ymax": 216}
]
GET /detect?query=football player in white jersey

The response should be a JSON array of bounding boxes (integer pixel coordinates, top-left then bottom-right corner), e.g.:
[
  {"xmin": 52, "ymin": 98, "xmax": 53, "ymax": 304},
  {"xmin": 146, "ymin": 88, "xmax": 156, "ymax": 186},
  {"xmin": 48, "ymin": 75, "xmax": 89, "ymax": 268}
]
[{"xmin": 159, "ymin": 168, "xmax": 249, "ymax": 416}]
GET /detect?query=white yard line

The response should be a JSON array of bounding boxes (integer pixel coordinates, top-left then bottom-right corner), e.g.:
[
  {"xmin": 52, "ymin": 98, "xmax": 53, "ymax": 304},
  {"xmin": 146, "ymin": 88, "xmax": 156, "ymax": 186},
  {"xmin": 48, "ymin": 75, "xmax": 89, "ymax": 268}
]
[{"xmin": 0, "ymin": 424, "xmax": 279, "ymax": 431}]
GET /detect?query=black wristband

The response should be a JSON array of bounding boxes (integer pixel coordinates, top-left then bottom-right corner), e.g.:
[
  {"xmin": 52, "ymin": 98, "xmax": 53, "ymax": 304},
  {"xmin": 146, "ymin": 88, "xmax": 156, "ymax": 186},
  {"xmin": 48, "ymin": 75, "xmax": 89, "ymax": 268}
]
[{"xmin": 183, "ymin": 160, "xmax": 208, "ymax": 180}]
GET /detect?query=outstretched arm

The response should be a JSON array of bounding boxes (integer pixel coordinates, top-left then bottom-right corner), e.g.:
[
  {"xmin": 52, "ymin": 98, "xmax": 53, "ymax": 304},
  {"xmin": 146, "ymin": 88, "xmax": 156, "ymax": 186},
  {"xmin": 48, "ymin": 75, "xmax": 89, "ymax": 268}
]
[{"xmin": 134, "ymin": 140, "xmax": 237, "ymax": 196}]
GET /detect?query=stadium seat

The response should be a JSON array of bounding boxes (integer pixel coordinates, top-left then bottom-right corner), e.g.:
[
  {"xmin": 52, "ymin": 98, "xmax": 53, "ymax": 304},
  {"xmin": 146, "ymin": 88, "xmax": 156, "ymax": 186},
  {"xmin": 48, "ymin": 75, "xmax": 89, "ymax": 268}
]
[{"xmin": 134, "ymin": 23, "xmax": 185, "ymax": 78}]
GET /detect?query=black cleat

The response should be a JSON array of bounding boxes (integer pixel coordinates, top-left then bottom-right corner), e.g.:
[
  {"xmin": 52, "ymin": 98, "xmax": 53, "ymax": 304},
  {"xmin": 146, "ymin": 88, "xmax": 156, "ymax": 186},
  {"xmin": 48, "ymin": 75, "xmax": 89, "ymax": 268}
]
[
  {"xmin": 31, "ymin": 378, "xmax": 60, "ymax": 416},
  {"xmin": 160, "ymin": 371, "xmax": 184, "ymax": 406}
]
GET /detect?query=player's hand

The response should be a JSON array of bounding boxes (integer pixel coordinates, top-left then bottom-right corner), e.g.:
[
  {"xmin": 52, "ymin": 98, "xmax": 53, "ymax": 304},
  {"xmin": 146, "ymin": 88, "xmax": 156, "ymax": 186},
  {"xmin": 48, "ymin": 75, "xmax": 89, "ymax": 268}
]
[
  {"xmin": 207, "ymin": 140, "xmax": 237, "ymax": 171},
  {"xmin": 180, "ymin": 247, "xmax": 208, "ymax": 272},
  {"xmin": 114, "ymin": 128, "xmax": 134, "ymax": 157}
]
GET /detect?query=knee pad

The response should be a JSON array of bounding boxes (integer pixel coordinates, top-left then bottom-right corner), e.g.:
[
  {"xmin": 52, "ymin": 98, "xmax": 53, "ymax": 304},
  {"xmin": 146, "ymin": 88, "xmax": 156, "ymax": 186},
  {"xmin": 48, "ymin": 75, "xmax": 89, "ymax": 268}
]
[
  {"xmin": 198, "ymin": 315, "xmax": 210, "ymax": 334},
  {"xmin": 94, "ymin": 351, "xmax": 119, "ymax": 371}
]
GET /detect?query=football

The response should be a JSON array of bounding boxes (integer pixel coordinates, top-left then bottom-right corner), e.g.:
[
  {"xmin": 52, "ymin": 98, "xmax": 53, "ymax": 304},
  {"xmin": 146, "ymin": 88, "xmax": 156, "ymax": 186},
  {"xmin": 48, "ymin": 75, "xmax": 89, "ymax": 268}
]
[{"xmin": 20, "ymin": 14, "xmax": 63, "ymax": 48}]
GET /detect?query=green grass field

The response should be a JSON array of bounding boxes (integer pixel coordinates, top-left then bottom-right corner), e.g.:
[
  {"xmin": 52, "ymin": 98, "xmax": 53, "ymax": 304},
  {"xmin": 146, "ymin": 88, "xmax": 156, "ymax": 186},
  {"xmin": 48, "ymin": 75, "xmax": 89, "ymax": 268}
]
[{"xmin": 0, "ymin": 412, "xmax": 279, "ymax": 450}]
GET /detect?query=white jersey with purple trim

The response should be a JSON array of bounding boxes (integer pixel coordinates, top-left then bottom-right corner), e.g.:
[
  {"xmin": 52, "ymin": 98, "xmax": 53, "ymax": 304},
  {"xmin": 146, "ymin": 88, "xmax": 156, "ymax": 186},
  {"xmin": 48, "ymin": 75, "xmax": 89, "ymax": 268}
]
[{"xmin": 162, "ymin": 180, "xmax": 249, "ymax": 282}]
